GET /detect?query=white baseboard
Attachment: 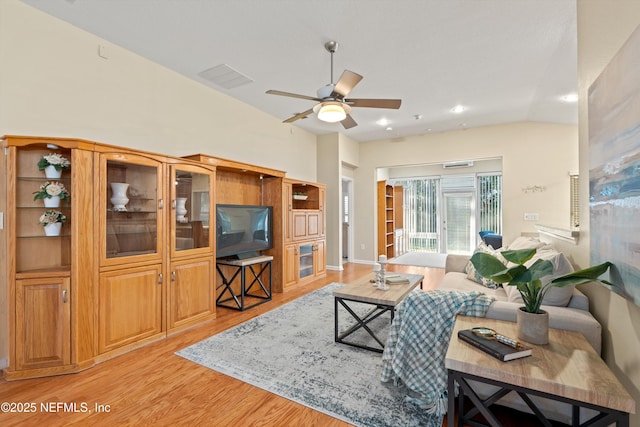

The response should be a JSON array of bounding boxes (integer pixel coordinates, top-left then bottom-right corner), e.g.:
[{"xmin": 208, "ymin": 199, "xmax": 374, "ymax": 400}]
[
  {"xmin": 326, "ymin": 264, "xmax": 343, "ymax": 271},
  {"xmin": 350, "ymin": 259, "xmax": 376, "ymax": 265}
]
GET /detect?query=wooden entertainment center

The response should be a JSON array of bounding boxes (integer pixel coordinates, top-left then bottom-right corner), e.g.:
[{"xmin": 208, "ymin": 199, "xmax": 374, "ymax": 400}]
[{"xmin": 0, "ymin": 136, "xmax": 326, "ymax": 380}]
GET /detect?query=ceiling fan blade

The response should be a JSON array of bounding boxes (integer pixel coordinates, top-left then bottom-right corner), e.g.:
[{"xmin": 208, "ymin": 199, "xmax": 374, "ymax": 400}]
[
  {"xmin": 341, "ymin": 114, "xmax": 358, "ymax": 129},
  {"xmin": 344, "ymin": 98, "xmax": 402, "ymax": 109},
  {"xmin": 332, "ymin": 70, "xmax": 363, "ymax": 98},
  {"xmin": 283, "ymin": 108, "xmax": 315, "ymax": 123},
  {"xmin": 266, "ymin": 90, "xmax": 323, "ymax": 102}
]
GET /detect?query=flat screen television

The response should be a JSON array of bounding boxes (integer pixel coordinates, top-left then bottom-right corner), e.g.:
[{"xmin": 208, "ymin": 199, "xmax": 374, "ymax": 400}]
[{"xmin": 216, "ymin": 204, "xmax": 273, "ymax": 259}]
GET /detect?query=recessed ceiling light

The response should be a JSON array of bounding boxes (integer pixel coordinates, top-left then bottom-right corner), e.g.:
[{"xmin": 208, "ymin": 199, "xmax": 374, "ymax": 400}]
[
  {"xmin": 376, "ymin": 118, "xmax": 390, "ymax": 126},
  {"xmin": 385, "ymin": 127, "xmax": 393, "ymax": 131},
  {"xmin": 451, "ymin": 105, "xmax": 466, "ymax": 114},
  {"xmin": 561, "ymin": 93, "xmax": 578, "ymax": 103}
]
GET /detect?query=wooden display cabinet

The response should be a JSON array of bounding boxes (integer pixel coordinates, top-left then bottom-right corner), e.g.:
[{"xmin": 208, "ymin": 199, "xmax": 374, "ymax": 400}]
[
  {"xmin": 264, "ymin": 178, "xmax": 326, "ymax": 292},
  {"xmin": 166, "ymin": 162, "xmax": 216, "ymax": 333},
  {"xmin": 96, "ymin": 151, "xmax": 165, "ymax": 355},
  {"xmin": 1, "ymin": 136, "xmax": 95, "ymax": 380}
]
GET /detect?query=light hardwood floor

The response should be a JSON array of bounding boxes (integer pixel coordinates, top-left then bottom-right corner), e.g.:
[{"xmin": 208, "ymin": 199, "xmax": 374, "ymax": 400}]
[{"xmin": 0, "ymin": 263, "xmax": 549, "ymax": 426}]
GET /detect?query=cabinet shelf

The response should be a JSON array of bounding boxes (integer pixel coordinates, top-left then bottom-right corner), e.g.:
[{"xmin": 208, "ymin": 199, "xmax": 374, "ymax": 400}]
[
  {"xmin": 17, "ymin": 233, "xmax": 71, "ymax": 239},
  {"xmin": 18, "ymin": 176, "xmax": 71, "ymax": 182},
  {"xmin": 16, "ymin": 267, "xmax": 71, "ymax": 279},
  {"xmin": 106, "ymin": 210, "xmax": 157, "ymax": 214},
  {"xmin": 18, "ymin": 205, "xmax": 70, "ymax": 210}
]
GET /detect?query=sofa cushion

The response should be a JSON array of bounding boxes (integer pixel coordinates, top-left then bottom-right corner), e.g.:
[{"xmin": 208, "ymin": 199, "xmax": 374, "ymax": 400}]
[
  {"xmin": 464, "ymin": 242, "xmax": 504, "ymax": 289},
  {"xmin": 439, "ymin": 272, "xmax": 508, "ymax": 301},
  {"xmin": 505, "ymin": 236, "xmax": 549, "ymax": 251},
  {"xmin": 503, "ymin": 248, "xmax": 576, "ymax": 307}
]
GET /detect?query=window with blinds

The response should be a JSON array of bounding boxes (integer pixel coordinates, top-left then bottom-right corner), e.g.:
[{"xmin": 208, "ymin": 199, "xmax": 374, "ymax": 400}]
[
  {"xmin": 478, "ymin": 174, "xmax": 502, "ymax": 235},
  {"xmin": 570, "ymin": 174, "xmax": 580, "ymax": 228}
]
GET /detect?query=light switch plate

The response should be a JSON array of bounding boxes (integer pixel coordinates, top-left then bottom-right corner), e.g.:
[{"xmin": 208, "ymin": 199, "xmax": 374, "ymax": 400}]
[
  {"xmin": 524, "ymin": 212, "xmax": 539, "ymax": 221},
  {"xmin": 0, "ymin": 212, "xmax": 3, "ymax": 229}
]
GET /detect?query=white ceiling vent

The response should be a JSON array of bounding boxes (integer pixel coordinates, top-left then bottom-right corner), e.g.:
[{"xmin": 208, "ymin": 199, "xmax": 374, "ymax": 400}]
[
  {"xmin": 198, "ymin": 64, "xmax": 254, "ymax": 89},
  {"xmin": 442, "ymin": 160, "xmax": 474, "ymax": 169}
]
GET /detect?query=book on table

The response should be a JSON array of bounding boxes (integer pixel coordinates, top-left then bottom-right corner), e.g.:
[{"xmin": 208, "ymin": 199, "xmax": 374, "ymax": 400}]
[
  {"xmin": 384, "ymin": 275, "xmax": 410, "ymax": 285},
  {"xmin": 458, "ymin": 329, "xmax": 532, "ymax": 361}
]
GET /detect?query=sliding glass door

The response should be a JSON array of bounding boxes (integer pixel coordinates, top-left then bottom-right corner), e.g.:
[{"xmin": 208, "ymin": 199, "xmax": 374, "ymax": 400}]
[
  {"xmin": 443, "ymin": 191, "xmax": 475, "ymax": 254},
  {"xmin": 391, "ymin": 172, "xmax": 501, "ymax": 255}
]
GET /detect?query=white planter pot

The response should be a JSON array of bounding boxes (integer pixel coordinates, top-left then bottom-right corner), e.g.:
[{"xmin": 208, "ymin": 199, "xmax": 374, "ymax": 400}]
[
  {"xmin": 43, "ymin": 196, "xmax": 61, "ymax": 208},
  {"xmin": 110, "ymin": 182, "xmax": 130, "ymax": 211},
  {"xmin": 175, "ymin": 197, "xmax": 188, "ymax": 222},
  {"xmin": 517, "ymin": 307, "xmax": 549, "ymax": 345},
  {"xmin": 44, "ymin": 165, "xmax": 62, "ymax": 179},
  {"xmin": 44, "ymin": 222, "xmax": 62, "ymax": 236}
]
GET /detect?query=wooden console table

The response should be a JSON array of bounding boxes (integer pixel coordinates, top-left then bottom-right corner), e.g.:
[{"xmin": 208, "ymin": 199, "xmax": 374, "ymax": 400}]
[
  {"xmin": 216, "ymin": 255, "xmax": 273, "ymax": 311},
  {"xmin": 446, "ymin": 316, "xmax": 635, "ymax": 426}
]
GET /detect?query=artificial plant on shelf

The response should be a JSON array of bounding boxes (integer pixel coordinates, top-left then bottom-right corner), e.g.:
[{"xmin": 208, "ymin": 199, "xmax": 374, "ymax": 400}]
[
  {"xmin": 37, "ymin": 152, "xmax": 70, "ymax": 172},
  {"xmin": 470, "ymin": 248, "xmax": 614, "ymax": 315},
  {"xmin": 33, "ymin": 181, "xmax": 70, "ymax": 202},
  {"xmin": 39, "ymin": 210, "xmax": 67, "ymax": 226}
]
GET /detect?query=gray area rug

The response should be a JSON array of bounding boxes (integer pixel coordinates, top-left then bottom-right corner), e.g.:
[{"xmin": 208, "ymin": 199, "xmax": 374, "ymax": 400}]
[
  {"xmin": 176, "ymin": 283, "xmax": 442, "ymax": 427},
  {"xmin": 389, "ymin": 251, "xmax": 448, "ymax": 268}
]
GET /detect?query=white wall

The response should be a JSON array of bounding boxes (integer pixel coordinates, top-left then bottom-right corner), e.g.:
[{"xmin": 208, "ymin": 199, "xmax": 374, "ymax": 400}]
[
  {"xmin": 0, "ymin": 0, "xmax": 318, "ymax": 181},
  {"xmin": 353, "ymin": 122, "xmax": 578, "ymax": 262},
  {"xmin": 576, "ymin": 1, "xmax": 640, "ymax": 423}
]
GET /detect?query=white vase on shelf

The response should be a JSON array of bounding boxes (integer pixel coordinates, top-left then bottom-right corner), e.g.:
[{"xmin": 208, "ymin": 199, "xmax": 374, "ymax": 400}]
[
  {"xmin": 110, "ymin": 182, "xmax": 130, "ymax": 211},
  {"xmin": 44, "ymin": 222, "xmax": 62, "ymax": 236},
  {"xmin": 43, "ymin": 196, "xmax": 61, "ymax": 208},
  {"xmin": 175, "ymin": 197, "xmax": 188, "ymax": 222},
  {"xmin": 44, "ymin": 165, "xmax": 62, "ymax": 179}
]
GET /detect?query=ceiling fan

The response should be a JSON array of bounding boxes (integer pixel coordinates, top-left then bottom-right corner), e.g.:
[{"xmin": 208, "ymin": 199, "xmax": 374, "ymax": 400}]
[{"xmin": 266, "ymin": 41, "xmax": 402, "ymax": 129}]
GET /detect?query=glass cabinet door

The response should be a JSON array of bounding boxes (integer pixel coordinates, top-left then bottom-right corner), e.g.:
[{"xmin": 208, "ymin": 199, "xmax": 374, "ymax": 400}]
[
  {"xmin": 102, "ymin": 154, "xmax": 163, "ymax": 264},
  {"xmin": 299, "ymin": 243, "xmax": 315, "ymax": 279},
  {"xmin": 171, "ymin": 165, "xmax": 213, "ymax": 255}
]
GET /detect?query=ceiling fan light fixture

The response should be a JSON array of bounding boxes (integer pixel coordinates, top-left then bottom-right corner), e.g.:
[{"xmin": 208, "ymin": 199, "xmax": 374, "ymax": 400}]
[{"xmin": 314, "ymin": 101, "xmax": 350, "ymax": 123}]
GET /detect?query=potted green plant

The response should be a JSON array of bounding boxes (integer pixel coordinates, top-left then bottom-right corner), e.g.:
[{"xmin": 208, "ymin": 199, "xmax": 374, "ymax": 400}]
[
  {"xmin": 39, "ymin": 210, "xmax": 67, "ymax": 236},
  {"xmin": 33, "ymin": 181, "xmax": 70, "ymax": 208},
  {"xmin": 471, "ymin": 248, "xmax": 613, "ymax": 344},
  {"xmin": 38, "ymin": 152, "xmax": 70, "ymax": 178}
]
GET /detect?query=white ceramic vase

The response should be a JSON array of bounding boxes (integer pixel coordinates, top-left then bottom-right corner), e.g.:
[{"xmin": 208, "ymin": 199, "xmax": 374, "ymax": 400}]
[
  {"xmin": 44, "ymin": 165, "xmax": 62, "ymax": 179},
  {"xmin": 110, "ymin": 182, "xmax": 130, "ymax": 211},
  {"xmin": 517, "ymin": 307, "xmax": 549, "ymax": 345},
  {"xmin": 44, "ymin": 222, "xmax": 62, "ymax": 236},
  {"xmin": 175, "ymin": 197, "xmax": 188, "ymax": 222},
  {"xmin": 44, "ymin": 196, "xmax": 61, "ymax": 208}
]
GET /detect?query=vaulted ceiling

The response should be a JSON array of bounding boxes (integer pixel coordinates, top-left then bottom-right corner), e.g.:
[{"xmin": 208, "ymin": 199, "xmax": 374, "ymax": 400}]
[{"xmin": 21, "ymin": 0, "xmax": 578, "ymax": 142}]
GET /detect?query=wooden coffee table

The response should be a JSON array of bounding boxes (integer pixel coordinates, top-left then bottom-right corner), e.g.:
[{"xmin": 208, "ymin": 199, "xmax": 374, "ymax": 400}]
[
  {"xmin": 333, "ymin": 272, "xmax": 423, "ymax": 352},
  {"xmin": 446, "ymin": 316, "xmax": 635, "ymax": 426}
]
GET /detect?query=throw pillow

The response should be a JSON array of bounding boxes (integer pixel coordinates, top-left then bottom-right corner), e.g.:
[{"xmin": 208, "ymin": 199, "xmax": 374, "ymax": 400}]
[
  {"xmin": 506, "ymin": 236, "xmax": 547, "ymax": 251},
  {"xmin": 504, "ymin": 249, "xmax": 575, "ymax": 307},
  {"xmin": 465, "ymin": 242, "xmax": 504, "ymax": 289}
]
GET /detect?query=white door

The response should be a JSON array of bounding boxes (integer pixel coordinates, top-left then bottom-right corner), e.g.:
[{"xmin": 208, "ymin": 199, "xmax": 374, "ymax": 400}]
[{"xmin": 442, "ymin": 191, "xmax": 475, "ymax": 255}]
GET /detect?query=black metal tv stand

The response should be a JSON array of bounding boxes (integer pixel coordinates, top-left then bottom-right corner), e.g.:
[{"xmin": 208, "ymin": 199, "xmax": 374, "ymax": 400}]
[{"xmin": 216, "ymin": 255, "xmax": 273, "ymax": 311}]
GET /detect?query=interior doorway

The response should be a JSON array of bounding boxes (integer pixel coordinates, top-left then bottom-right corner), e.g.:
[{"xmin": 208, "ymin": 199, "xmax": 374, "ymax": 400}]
[{"xmin": 341, "ymin": 178, "xmax": 353, "ymax": 263}]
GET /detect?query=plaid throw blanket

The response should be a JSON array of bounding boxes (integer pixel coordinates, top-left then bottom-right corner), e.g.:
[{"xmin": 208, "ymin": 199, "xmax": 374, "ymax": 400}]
[{"xmin": 381, "ymin": 289, "xmax": 495, "ymax": 415}]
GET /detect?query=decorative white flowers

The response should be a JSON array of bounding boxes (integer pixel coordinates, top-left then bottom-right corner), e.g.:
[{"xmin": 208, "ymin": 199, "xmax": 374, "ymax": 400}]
[
  {"xmin": 33, "ymin": 181, "xmax": 71, "ymax": 201},
  {"xmin": 39, "ymin": 210, "xmax": 67, "ymax": 225},
  {"xmin": 38, "ymin": 152, "xmax": 71, "ymax": 171}
]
